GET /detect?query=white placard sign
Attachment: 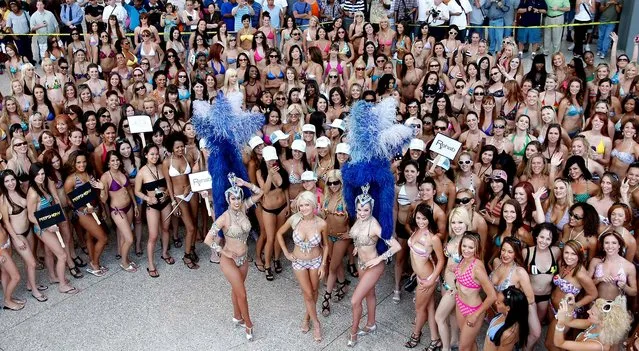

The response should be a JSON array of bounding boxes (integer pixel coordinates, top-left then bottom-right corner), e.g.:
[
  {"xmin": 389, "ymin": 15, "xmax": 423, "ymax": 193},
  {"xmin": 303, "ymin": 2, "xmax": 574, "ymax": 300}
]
[
  {"xmin": 429, "ymin": 133, "xmax": 462, "ymax": 160},
  {"xmin": 189, "ymin": 171, "xmax": 213, "ymax": 192},
  {"xmin": 127, "ymin": 115, "xmax": 153, "ymax": 134}
]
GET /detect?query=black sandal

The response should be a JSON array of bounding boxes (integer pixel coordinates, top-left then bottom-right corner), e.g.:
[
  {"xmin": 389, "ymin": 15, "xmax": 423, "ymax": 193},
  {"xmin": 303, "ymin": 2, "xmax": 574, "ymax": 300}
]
[
  {"xmin": 173, "ymin": 237, "xmax": 183, "ymax": 248},
  {"xmin": 273, "ymin": 259, "xmax": 282, "ymax": 273},
  {"xmin": 321, "ymin": 291, "xmax": 331, "ymax": 317},
  {"xmin": 183, "ymin": 255, "xmax": 200, "ymax": 270},
  {"xmin": 426, "ymin": 339, "xmax": 442, "ymax": 351},
  {"xmin": 404, "ymin": 332, "xmax": 421, "ymax": 348},
  {"xmin": 69, "ymin": 266, "xmax": 84, "ymax": 279},
  {"xmin": 335, "ymin": 280, "xmax": 348, "ymax": 301},
  {"xmin": 72, "ymin": 256, "xmax": 87, "ymax": 268},
  {"xmin": 348, "ymin": 263, "xmax": 359, "ymax": 277},
  {"xmin": 265, "ymin": 267, "xmax": 274, "ymax": 281},
  {"xmin": 190, "ymin": 248, "xmax": 199, "ymax": 263}
]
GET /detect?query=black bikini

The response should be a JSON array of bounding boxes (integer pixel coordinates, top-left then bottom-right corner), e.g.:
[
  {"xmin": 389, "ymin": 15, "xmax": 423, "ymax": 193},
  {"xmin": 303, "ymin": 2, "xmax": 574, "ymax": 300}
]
[
  {"xmin": 6, "ymin": 195, "xmax": 30, "ymax": 236},
  {"xmin": 526, "ymin": 247, "xmax": 558, "ymax": 302}
]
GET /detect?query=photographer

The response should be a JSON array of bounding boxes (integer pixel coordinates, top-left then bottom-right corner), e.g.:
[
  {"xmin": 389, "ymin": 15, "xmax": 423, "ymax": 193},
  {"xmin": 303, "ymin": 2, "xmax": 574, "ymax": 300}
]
[
  {"xmin": 391, "ymin": 0, "xmax": 416, "ymax": 31},
  {"xmin": 423, "ymin": 1, "xmax": 449, "ymax": 41},
  {"xmin": 483, "ymin": 0, "xmax": 510, "ymax": 54}
]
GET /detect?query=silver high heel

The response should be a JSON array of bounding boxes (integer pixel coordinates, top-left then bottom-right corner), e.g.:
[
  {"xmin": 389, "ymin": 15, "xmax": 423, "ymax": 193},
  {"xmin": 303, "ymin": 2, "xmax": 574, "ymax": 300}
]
[
  {"xmin": 232, "ymin": 317, "xmax": 246, "ymax": 328},
  {"xmin": 347, "ymin": 333, "xmax": 358, "ymax": 347},
  {"xmin": 357, "ymin": 324, "xmax": 377, "ymax": 336},
  {"xmin": 245, "ymin": 326, "xmax": 253, "ymax": 341}
]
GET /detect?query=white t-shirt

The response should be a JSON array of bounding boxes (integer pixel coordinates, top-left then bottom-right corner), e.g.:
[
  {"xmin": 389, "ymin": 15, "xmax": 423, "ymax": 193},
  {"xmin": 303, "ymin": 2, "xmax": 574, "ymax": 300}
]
[
  {"xmin": 417, "ymin": 0, "xmax": 434, "ymax": 22},
  {"xmin": 575, "ymin": 0, "xmax": 593, "ymax": 21},
  {"xmin": 260, "ymin": 0, "xmax": 288, "ymax": 10},
  {"xmin": 430, "ymin": 3, "xmax": 449, "ymax": 26},
  {"xmin": 448, "ymin": 0, "xmax": 472, "ymax": 30}
]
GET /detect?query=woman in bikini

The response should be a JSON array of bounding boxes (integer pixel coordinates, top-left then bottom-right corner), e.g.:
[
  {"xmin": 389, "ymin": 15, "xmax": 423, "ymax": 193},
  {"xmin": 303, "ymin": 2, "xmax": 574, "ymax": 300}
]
[
  {"xmin": 481, "ymin": 170, "xmax": 511, "ymax": 237},
  {"xmin": 483, "ymin": 286, "xmax": 530, "ymax": 351},
  {"xmin": 204, "ymin": 175, "xmax": 262, "ymax": 341},
  {"xmin": 563, "ymin": 156, "xmax": 600, "ymax": 204},
  {"xmin": 399, "ymin": 53, "xmax": 423, "ymax": 104},
  {"xmin": 539, "ymin": 74, "xmax": 564, "ymax": 113},
  {"xmin": 392, "ymin": 160, "xmax": 420, "ymax": 304},
  {"xmin": 39, "ymin": 58, "xmax": 64, "ymax": 106},
  {"xmin": 588, "ymin": 231, "xmax": 637, "ymax": 301},
  {"xmin": 276, "ymin": 191, "xmax": 329, "ymax": 342},
  {"xmin": 92, "ymin": 123, "xmax": 117, "ymax": 177},
  {"xmin": 403, "ymin": 203, "xmax": 445, "ymax": 349},
  {"xmin": 99, "ymin": 151, "xmax": 139, "ymax": 273},
  {"xmin": 510, "ymin": 115, "xmax": 538, "ymax": 166},
  {"xmin": 455, "ymin": 232, "xmax": 496, "ymax": 351},
  {"xmin": 346, "ymin": 185, "xmax": 401, "ymax": 347},
  {"xmin": 162, "ymin": 132, "xmax": 200, "ymax": 270},
  {"xmin": 376, "ymin": 16, "xmax": 395, "ymax": 58},
  {"xmin": 544, "ymin": 240, "xmax": 597, "ymax": 351},
  {"xmin": 85, "ymin": 64, "xmax": 108, "ymax": 106},
  {"xmin": 94, "ymin": 31, "xmax": 117, "ymax": 75},
  {"xmin": 134, "ymin": 144, "xmax": 173, "ymax": 278},
  {"xmin": 558, "ymin": 78, "xmax": 587, "ymax": 138},
  {"xmin": 255, "ymin": 146, "xmax": 289, "ymax": 281},
  {"xmin": 63, "ymin": 151, "xmax": 108, "ymax": 278},
  {"xmin": 0, "ymin": 169, "xmax": 48, "ymax": 301},
  {"xmin": 6, "ymin": 136, "xmax": 35, "ymax": 193},
  {"xmin": 135, "ymin": 29, "xmax": 164, "ymax": 73},
  {"xmin": 610, "ymin": 118, "xmax": 639, "ymax": 176},
  {"xmin": 600, "ymin": 203, "xmax": 636, "ymax": 262}
]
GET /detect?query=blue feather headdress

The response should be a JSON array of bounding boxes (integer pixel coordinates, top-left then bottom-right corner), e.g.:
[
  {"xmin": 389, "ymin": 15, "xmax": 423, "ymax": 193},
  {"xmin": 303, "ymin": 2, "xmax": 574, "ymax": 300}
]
[
  {"xmin": 342, "ymin": 97, "xmax": 413, "ymax": 253},
  {"xmin": 192, "ymin": 91, "xmax": 264, "ymax": 235}
]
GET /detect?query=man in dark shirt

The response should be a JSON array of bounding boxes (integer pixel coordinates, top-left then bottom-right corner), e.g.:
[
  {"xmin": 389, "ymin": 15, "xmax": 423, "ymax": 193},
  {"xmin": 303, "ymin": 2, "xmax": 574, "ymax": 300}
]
[
  {"xmin": 84, "ymin": 0, "xmax": 104, "ymax": 27},
  {"xmin": 144, "ymin": 0, "xmax": 165, "ymax": 33},
  {"xmin": 517, "ymin": 0, "xmax": 547, "ymax": 55}
]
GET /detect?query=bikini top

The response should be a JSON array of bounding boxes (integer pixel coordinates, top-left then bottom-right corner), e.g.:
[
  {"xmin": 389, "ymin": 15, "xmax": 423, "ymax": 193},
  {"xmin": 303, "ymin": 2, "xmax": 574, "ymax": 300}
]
[
  {"xmin": 502, "ymin": 102, "xmax": 520, "ymax": 121},
  {"xmin": 594, "ymin": 261, "xmax": 626, "ymax": 283},
  {"xmin": 142, "ymin": 178, "xmax": 167, "ymax": 192},
  {"xmin": 225, "ymin": 210, "xmax": 252, "ymax": 244},
  {"xmin": 434, "ymin": 186, "xmax": 448, "ymax": 205},
  {"xmin": 15, "ymin": 170, "xmax": 29, "ymax": 183},
  {"xmin": 128, "ymin": 167, "xmax": 138, "ymax": 179},
  {"xmin": 397, "ymin": 185, "xmax": 412, "ymax": 206},
  {"xmin": 542, "ymin": 91, "xmax": 560, "ymax": 110},
  {"xmin": 594, "ymin": 138, "xmax": 605, "ymax": 155},
  {"xmin": 566, "ymin": 104, "xmax": 583, "ymax": 117},
  {"xmin": 546, "ymin": 206, "xmax": 570, "ymax": 232},
  {"xmin": 323, "ymin": 197, "xmax": 346, "ymax": 216},
  {"xmin": 574, "ymin": 182, "xmax": 590, "ymax": 203},
  {"xmin": 99, "ymin": 49, "xmax": 117, "ymax": 59},
  {"xmin": 487, "ymin": 314, "xmax": 505, "ymax": 343},
  {"xmin": 168, "ymin": 155, "xmax": 191, "ymax": 177},
  {"xmin": 266, "ymin": 69, "xmax": 284, "ymax": 80},
  {"xmin": 455, "ymin": 258, "xmax": 481, "ymax": 290},
  {"xmin": 5, "ymin": 194, "xmax": 25, "ymax": 215},
  {"xmin": 552, "ymin": 272, "xmax": 581, "ymax": 295},
  {"xmin": 288, "ymin": 170, "xmax": 303, "ymax": 184},
  {"xmin": 444, "ymin": 240, "xmax": 462, "ymax": 264},
  {"xmin": 511, "ymin": 133, "xmax": 531, "ymax": 157},
  {"xmin": 350, "ymin": 220, "xmax": 376, "ymax": 248},
  {"xmin": 611, "ymin": 149, "xmax": 635, "ymax": 164},
  {"xmin": 240, "ymin": 34, "xmax": 254, "ymax": 42},
  {"xmin": 526, "ymin": 247, "xmax": 558, "ymax": 275},
  {"xmin": 108, "ymin": 171, "xmax": 130, "ymax": 192},
  {"xmin": 490, "ymin": 89, "xmax": 505, "ymax": 98},
  {"xmin": 38, "ymin": 194, "xmax": 53, "ymax": 210},
  {"xmin": 408, "ymin": 232, "xmax": 431, "ymax": 258},
  {"xmin": 211, "ymin": 61, "xmax": 226, "ymax": 76},
  {"xmin": 490, "ymin": 263, "xmax": 516, "ymax": 292},
  {"xmin": 178, "ymin": 88, "xmax": 191, "ymax": 100},
  {"xmin": 326, "ymin": 61, "xmax": 344, "ymax": 75},
  {"xmin": 253, "ymin": 49, "xmax": 263, "ymax": 62},
  {"xmin": 293, "ymin": 223, "xmax": 321, "ymax": 254},
  {"xmin": 140, "ymin": 44, "xmax": 155, "ymax": 57},
  {"xmin": 266, "ymin": 29, "xmax": 275, "ymax": 40}
]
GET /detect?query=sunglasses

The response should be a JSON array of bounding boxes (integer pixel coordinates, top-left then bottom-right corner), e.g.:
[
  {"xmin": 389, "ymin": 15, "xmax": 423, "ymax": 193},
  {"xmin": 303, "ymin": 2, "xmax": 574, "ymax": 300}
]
[
  {"xmin": 474, "ymin": 92, "xmax": 485, "ymax": 96},
  {"xmin": 429, "ymin": 64, "xmax": 440, "ymax": 68},
  {"xmin": 168, "ymin": 55, "xmax": 175, "ymax": 58},
  {"xmin": 376, "ymin": 60, "xmax": 385, "ymax": 63},
  {"xmin": 455, "ymin": 85, "xmax": 464, "ymax": 89},
  {"xmin": 102, "ymin": 114, "xmax": 111, "ymax": 118},
  {"xmin": 409, "ymin": 124, "xmax": 421, "ymax": 129},
  {"xmin": 329, "ymin": 75, "xmax": 338, "ymax": 78},
  {"xmin": 136, "ymin": 86, "xmax": 145, "ymax": 91},
  {"xmin": 493, "ymin": 125, "xmax": 505, "ymax": 129},
  {"xmin": 425, "ymin": 94, "xmax": 435, "ymax": 99},
  {"xmin": 491, "ymin": 72, "xmax": 500, "ymax": 76},
  {"xmin": 123, "ymin": 124, "xmax": 130, "ymax": 128},
  {"xmin": 455, "ymin": 197, "xmax": 472, "ymax": 205},
  {"xmin": 356, "ymin": 67, "xmax": 365, "ymax": 71},
  {"xmin": 178, "ymin": 75, "xmax": 187, "ymax": 78},
  {"xmin": 293, "ymin": 32, "xmax": 301, "ymax": 36},
  {"xmin": 141, "ymin": 62, "xmax": 149, "ymax": 65},
  {"xmin": 13, "ymin": 142, "xmax": 26, "ymax": 147},
  {"xmin": 449, "ymin": 31, "xmax": 457, "ymax": 35},
  {"xmin": 275, "ymin": 97, "xmax": 286, "ymax": 101},
  {"xmin": 238, "ymin": 58, "xmax": 248, "ymax": 61},
  {"xmin": 423, "ymin": 121, "xmax": 432, "ymax": 125},
  {"xmin": 269, "ymin": 55, "xmax": 278, "ymax": 58},
  {"xmin": 59, "ymin": 66, "xmax": 69, "ymax": 69},
  {"xmin": 133, "ymin": 74, "xmax": 143, "ymax": 77},
  {"xmin": 618, "ymin": 57, "xmax": 629, "ymax": 62},
  {"xmin": 163, "ymin": 110, "xmax": 174, "ymax": 115},
  {"xmin": 569, "ymin": 212, "xmax": 583, "ymax": 220},
  {"xmin": 567, "ymin": 63, "xmax": 575, "ymax": 68},
  {"xmin": 408, "ymin": 105, "xmax": 418, "ymax": 109},
  {"xmin": 327, "ymin": 180, "xmax": 341, "ymax": 186},
  {"xmin": 434, "ymin": 126, "xmax": 447, "ymax": 131},
  {"xmin": 458, "ymin": 160, "xmax": 472, "ymax": 165}
]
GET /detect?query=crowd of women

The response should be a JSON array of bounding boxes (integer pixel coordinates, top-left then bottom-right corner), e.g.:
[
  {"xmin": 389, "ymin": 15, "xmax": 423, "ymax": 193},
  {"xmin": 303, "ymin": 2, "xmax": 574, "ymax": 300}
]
[{"xmin": 1, "ymin": 4, "xmax": 639, "ymax": 349}]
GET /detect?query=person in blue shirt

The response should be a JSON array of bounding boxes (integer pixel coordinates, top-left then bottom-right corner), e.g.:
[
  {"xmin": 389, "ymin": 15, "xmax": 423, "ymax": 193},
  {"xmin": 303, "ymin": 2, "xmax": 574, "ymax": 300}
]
[
  {"xmin": 222, "ymin": 0, "xmax": 238, "ymax": 31},
  {"xmin": 60, "ymin": 0, "xmax": 83, "ymax": 44}
]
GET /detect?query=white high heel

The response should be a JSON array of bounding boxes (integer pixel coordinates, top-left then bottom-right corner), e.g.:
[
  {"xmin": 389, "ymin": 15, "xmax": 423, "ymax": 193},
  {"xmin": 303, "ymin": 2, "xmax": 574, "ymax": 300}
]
[
  {"xmin": 357, "ymin": 324, "xmax": 377, "ymax": 336},
  {"xmin": 232, "ymin": 317, "xmax": 246, "ymax": 328},
  {"xmin": 245, "ymin": 326, "xmax": 253, "ymax": 341}
]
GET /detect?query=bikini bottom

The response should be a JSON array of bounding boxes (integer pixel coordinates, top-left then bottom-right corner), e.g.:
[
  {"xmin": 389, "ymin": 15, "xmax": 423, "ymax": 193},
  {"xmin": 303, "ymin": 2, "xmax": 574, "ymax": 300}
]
[
  {"xmin": 292, "ymin": 256, "xmax": 322, "ymax": 270},
  {"xmin": 535, "ymin": 294, "xmax": 551, "ymax": 303},
  {"xmin": 109, "ymin": 202, "xmax": 132, "ymax": 217},
  {"xmin": 263, "ymin": 203, "xmax": 286, "ymax": 215},
  {"xmin": 148, "ymin": 199, "xmax": 170, "ymax": 211},
  {"xmin": 455, "ymin": 294, "xmax": 481, "ymax": 317},
  {"xmin": 176, "ymin": 192, "xmax": 194, "ymax": 202}
]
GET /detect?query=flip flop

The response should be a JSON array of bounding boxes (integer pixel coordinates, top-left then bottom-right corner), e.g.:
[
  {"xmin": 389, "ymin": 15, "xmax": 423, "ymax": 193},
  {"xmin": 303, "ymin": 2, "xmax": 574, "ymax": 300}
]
[
  {"xmin": 32, "ymin": 293, "xmax": 48, "ymax": 302},
  {"xmin": 254, "ymin": 261, "xmax": 265, "ymax": 272},
  {"xmin": 161, "ymin": 256, "xmax": 175, "ymax": 265},
  {"xmin": 135, "ymin": 251, "xmax": 143, "ymax": 257},
  {"xmin": 60, "ymin": 287, "xmax": 79, "ymax": 295},
  {"xmin": 147, "ymin": 268, "xmax": 160, "ymax": 278},
  {"xmin": 27, "ymin": 285, "xmax": 49, "ymax": 292}
]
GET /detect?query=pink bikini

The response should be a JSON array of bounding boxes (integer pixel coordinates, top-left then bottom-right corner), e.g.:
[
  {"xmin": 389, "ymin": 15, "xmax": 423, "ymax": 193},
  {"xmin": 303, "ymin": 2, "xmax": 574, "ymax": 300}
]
[{"xmin": 455, "ymin": 258, "xmax": 482, "ymax": 317}]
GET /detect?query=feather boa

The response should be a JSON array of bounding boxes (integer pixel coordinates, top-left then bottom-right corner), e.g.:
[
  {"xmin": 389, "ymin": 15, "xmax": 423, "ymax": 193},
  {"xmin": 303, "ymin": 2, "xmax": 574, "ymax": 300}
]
[
  {"xmin": 342, "ymin": 98, "xmax": 413, "ymax": 253},
  {"xmin": 192, "ymin": 92, "xmax": 264, "ymax": 229}
]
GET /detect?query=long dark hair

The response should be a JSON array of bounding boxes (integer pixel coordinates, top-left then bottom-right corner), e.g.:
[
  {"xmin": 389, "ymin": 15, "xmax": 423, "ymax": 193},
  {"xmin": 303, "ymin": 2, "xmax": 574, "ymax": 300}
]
[
  {"xmin": 409, "ymin": 202, "xmax": 438, "ymax": 233},
  {"xmin": 0, "ymin": 169, "xmax": 26, "ymax": 199},
  {"xmin": 28, "ymin": 163, "xmax": 53, "ymax": 199},
  {"xmin": 497, "ymin": 199, "xmax": 524, "ymax": 237},
  {"xmin": 258, "ymin": 158, "xmax": 290, "ymax": 190},
  {"xmin": 569, "ymin": 202, "xmax": 599, "ymax": 238},
  {"xmin": 494, "ymin": 286, "xmax": 529, "ymax": 348}
]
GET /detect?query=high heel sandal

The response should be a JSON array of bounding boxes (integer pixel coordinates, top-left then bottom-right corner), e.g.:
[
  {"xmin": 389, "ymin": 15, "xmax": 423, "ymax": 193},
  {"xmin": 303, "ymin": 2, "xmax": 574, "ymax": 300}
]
[
  {"xmin": 190, "ymin": 248, "xmax": 199, "ymax": 263},
  {"xmin": 245, "ymin": 326, "xmax": 253, "ymax": 341},
  {"xmin": 347, "ymin": 263, "xmax": 359, "ymax": 277},
  {"xmin": 273, "ymin": 259, "xmax": 282, "ymax": 273},
  {"xmin": 183, "ymin": 254, "xmax": 200, "ymax": 270},
  {"xmin": 265, "ymin": 267, "xmax": 274, "ymax": 281},
  {"xmin": 321, "ymin": 291, "xmax": 331, "ymax": 317},
  {"xmin": 313, "ymin": 323, "xmax": 321, "ymax": 343},
  {"xmin": 301, "ymin": 317, "xmax": 310, "ymax": 333},
  {"xmin": 347, "ymin": 333, "xmax": 357, "ymax": 347},
  {"xmin": 404, "ymin": 332, "xmax": 421, "ymax": 348},
  {"xmin": 335, "ymin": 280, "xmax": 348, "ymax": 302},
  {"xmin": 357, "ymin": 324, "xmax": 377, "ymax": 336},
  {"xmin": 426, "ymin": 339, "xmax": 442, "ymax": 351},
  {"xmin": 72, "ymin": 256, "xmax": 87, "ymax": 268}
]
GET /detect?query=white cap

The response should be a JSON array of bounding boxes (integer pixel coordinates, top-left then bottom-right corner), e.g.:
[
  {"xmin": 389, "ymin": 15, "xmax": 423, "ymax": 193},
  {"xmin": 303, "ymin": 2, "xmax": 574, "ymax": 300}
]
[
  {"xmin": 405, "ymin": 117, "xmax": 422, "ymax": 127},
  {"xmin": 336, "ymin": 143, "xmax": 350, "ymax": 155},
  {"xmin": 315, "ymin": 136, "xmax": 331, "ymax": 148},
  {"xmin": 199, "ymin": 138, "xmax": 208, "ymax": 149},
  {"xmin": 269, "ymin": 130, "xmax": 289, "ymax": 144},
  {"xmin": 302, "ymin": 124, "xmax": 316, "ymax": 133},
  {"xmin": 329, "ymin": 119, "xmax": 345, "ymax": 131},
  {"xmin": 409, "ymin": 138, "xmax": 425, "ymax": 151},
  {"xmin": 301, "ymin": 171, "xmax": 317, "ymax": 182},
  {"xmin": 248, "ymin": 136, "xmax": 264, "ymax": 150},
  {"xmin": 291, "ymin": 139, "xmax": 306, "ymax": 152},
  {"xmin": 262, "ymin": 146, "xmax": 278, "ymax": 161},
  {"xmin": 436, "ymin": 156, "xmax": 451, "ymax": 171}
]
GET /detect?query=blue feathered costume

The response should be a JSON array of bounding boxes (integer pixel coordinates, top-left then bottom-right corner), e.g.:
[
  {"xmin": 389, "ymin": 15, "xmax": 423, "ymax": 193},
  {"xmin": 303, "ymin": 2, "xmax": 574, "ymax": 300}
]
[
  {"xmin": 342, "ymin": 98, "xmax": 413, "ymax": 253},
  {"xmin": 192, "ymin": 92, "xmax": 264, "ymax": 234}
]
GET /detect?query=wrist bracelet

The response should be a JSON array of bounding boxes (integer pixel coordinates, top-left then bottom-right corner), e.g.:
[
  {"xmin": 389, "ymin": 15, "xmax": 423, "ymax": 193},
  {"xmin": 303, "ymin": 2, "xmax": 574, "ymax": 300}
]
[{"xmin": 555, "ymin": 324, "xmax": 565, "ymax": 333}]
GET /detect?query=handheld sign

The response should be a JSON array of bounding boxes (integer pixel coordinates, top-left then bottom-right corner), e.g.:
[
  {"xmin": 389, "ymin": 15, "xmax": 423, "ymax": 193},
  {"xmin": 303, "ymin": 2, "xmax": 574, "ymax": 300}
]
[
  {"xmin": 429, "ymin": 133, "xmax": 462, "ymax": 160},
  {"xmin": 127, "ymin": 115, "xmax": 153, "ymax": 149},
  {"xmin": 189, "ymin": 171, "xmax": 213, "ymax": 216},
  {"xmin": 35, "ymin": 204, "xmax": 66, "ymax": 248},
  {"xmin": 67, "ymin": 182, "xmax": 101, "ymax": 225}
]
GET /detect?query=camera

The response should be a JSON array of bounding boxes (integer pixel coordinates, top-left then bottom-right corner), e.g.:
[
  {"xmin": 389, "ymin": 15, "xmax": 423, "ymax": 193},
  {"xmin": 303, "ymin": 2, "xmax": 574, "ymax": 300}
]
[{"xmin": 429, "ymin": 7, "xmax": 440, "ymax": 18}]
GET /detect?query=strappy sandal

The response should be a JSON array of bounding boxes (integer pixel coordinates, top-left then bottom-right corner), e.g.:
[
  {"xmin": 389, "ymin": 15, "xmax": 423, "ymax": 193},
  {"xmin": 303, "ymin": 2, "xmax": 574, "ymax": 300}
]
[
  {"xmin": 404, "ymin": 332, "xmax": 421, "ymax": 348},
  {"xmin": 265, "ymin": 267, "xmax": 274, "ymax": 281},
  {"xmin": 72, "ymin": 256, "xmax": 87, "ymax": 268},
  {"xmin": 273, "ymin": 259, "xmax": 282, "ymax": 273},
  {"xmin": 183, "ymin": 255, "xmax": 200, "ymax": 270},
  {"xmin": 426, "ymin": 339, "xmax": 442, "ymax": 351},
  {"xmin": 335, "ymin": 280, "xmax": 348, "ymax": 302},
  {"xmin": 161, "ymin": 255, "xmax": 175, "ymax": 265},
  {"xmin": 348, "ymin": 263, "xmax": 359, "ymax": 277},
  {"xmin": 147, "ymin": 267, "xmax": 160, "ymax": 278},
  {"xmin": 173, "ymin": 237, "xmax": 183, "ymax": 248},
  {"xmin": 321, "ymin": 291, "xmax": 331, "ymax": 317},
  {"xmin": 69, "ymin": 266, "xmax": 84, "ymax": 279}
]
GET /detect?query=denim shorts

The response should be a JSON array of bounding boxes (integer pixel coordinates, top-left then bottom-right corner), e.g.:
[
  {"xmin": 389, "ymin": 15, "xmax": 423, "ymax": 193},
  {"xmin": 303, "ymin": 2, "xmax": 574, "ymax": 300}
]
[{"xmin": 517, "ymin": 27, "xmax": 542, "ymax": 44}]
